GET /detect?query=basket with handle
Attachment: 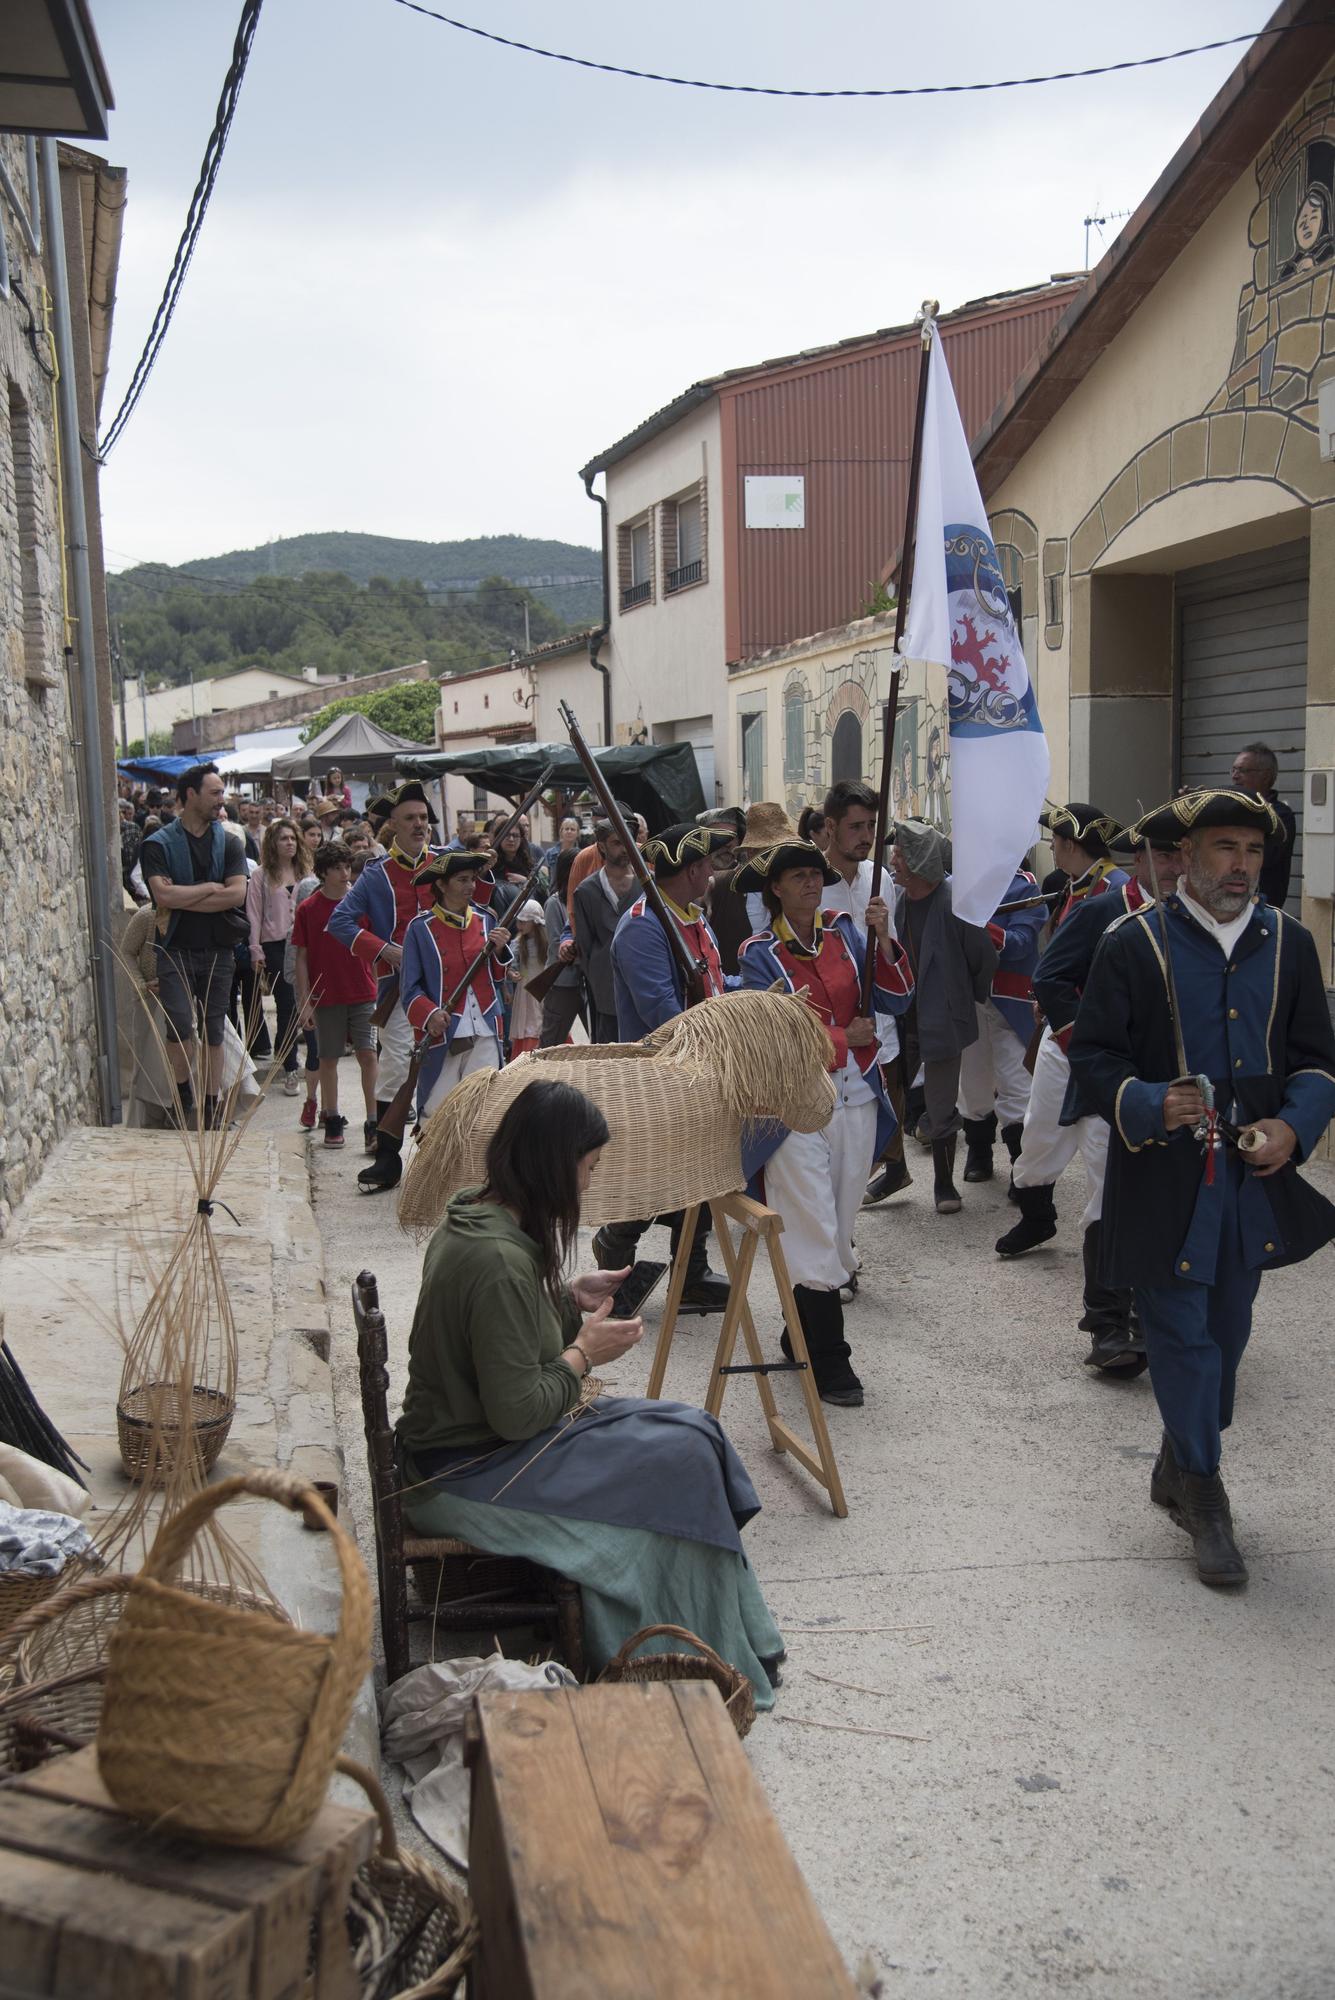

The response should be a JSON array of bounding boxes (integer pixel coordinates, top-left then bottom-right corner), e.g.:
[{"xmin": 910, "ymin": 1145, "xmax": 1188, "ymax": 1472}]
[
  {"xmin": 597, "ymin": 1622, "xmax": 756, "ymax": 1738},
  {"xmin": 338, "ymin": 1756, "xmax": 476, "ymax": 2000},
  {"xmin": 5, "ymin": 1470, "xmax": 373, "ymax": 1848}
]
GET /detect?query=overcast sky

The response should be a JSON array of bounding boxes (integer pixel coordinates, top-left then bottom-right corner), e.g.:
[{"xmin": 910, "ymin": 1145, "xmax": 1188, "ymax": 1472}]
[{"xmin": 84, "ymin": 0, "xmax": 1268, "ymax": 570}]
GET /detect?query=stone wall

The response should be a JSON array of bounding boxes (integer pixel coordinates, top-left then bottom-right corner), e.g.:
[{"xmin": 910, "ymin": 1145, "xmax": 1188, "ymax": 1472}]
[
  {"xmin": 174, "ymin": 658, "xmax": 434, "ymax": 755},
  {"xmin": 0, "ymin": 135, "xmax": 100, "ymax": 1233}
]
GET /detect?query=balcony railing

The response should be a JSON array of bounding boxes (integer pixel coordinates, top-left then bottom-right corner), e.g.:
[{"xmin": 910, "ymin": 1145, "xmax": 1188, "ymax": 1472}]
[
  {"xmin": 665, "ymin": 560, "xmax": 703, "ymax": 593},
  {"xmin": 620, "ymin": 579, "xmax": 652, "ymax": 610}
]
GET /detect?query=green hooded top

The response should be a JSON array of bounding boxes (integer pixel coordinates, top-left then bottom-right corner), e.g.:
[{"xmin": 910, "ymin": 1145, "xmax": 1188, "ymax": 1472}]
[{"xmin": 398, "ymin": 1189, "xmax": 584, "ymax": 1453}]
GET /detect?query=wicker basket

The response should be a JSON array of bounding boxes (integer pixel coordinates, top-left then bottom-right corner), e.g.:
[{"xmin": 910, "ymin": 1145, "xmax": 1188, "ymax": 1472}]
[
  {"xmin": 116, "ymin": 1380, "xmax": 235, "ymax": 1485},
  {"xmin": 0, "ymin": 1661, "xmax": 104, "ymax": 1773},
  {"xmin": 0, "ymin": 1567, "xmax": 68, "ymax": 1640},
  {"xmin": 339, "ymin": 1757, "xmax": 476, "ymax": 2000},
  {"xmin": 90, "ymin": 1469, "xmax": 373, "ymax": 1848},
  {"xmin": 598, "ymin": 1622, "xmax": 756, "ymax": 1738}
]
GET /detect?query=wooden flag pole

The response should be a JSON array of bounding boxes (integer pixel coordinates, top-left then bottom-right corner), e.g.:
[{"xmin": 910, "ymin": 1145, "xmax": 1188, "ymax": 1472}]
[{"xmin": 860, "ymin": 300, "xmax": 937, "ymax": 1014}]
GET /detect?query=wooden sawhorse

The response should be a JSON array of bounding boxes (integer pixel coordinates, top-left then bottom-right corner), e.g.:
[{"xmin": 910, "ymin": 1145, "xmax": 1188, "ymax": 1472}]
[{"xmin": 645, "ymin": 1192, "xmax": 847, "ymax": 1518}]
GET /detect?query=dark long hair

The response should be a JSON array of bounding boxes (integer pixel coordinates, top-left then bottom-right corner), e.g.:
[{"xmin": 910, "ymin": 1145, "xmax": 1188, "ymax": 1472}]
[{"xmin": 478, "ymin": 1081, "xmax": 609, "ymax": 1303}]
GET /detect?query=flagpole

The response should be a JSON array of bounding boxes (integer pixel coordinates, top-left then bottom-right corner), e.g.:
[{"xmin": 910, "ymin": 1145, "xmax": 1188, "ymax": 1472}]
[{"xmin": 861, "ymin": 300, "xmax": 938, "ymax": 1013}]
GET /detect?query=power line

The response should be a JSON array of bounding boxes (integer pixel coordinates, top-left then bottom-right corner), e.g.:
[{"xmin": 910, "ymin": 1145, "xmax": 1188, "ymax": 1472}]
[
  {"xmin": 99, "ymin": 0, "xmax": 264, "ymax": 456},
  {"xmin": 389, "ymin": 5, "xmax": 1325, "ymax": 99}
]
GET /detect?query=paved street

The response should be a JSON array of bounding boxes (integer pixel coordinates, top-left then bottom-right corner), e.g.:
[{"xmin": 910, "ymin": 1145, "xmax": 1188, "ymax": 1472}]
[{"xmin": 285, "ymin": 1073, "xmax": 1335, "ymax": 1999}]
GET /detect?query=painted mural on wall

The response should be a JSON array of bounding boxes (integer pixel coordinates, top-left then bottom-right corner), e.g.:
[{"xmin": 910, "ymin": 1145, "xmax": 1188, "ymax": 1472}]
[
  {"xmin": 777, "ymin": 641, "xmax": 953, "ymax": 831},
  {"xmin": 1213, "ymin": 72, "xmax": 1335, "ymax": 420}
]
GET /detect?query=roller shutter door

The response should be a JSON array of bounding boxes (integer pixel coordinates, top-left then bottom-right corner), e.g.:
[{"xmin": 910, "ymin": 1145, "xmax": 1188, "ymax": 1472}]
[{"xmin": 1177, "ymin": 540, "xmax": 1307, "ymax": 909}]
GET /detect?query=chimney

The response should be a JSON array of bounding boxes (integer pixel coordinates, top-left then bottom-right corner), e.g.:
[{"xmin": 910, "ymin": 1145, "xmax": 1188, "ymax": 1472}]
[{"xmin": 302, "ymin": 665, "xmax": 319, "ymax": 683}]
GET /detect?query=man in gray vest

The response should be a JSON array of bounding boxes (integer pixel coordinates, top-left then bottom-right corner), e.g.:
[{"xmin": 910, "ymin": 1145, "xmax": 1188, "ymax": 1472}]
[{"xmin": 139, "ymin": 762, "xmax": 249, "ymax": 1127}]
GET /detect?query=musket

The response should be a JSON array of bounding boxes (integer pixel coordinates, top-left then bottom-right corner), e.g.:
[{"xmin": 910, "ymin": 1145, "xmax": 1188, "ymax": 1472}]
[
  {"xmin": 370, "ymin": 763, "xmax": 555, "ymax": 1027},
  {"xmin": 993, "ymin": 888, "xmax": 1065, "ymax": 915},
  {"xmin": 559, "ymin": 699, "xmax": 707, "ymax": 1007},
  {"xmin": 860, "ymin": 673, "xmax": 902, "ymax": 1014}
]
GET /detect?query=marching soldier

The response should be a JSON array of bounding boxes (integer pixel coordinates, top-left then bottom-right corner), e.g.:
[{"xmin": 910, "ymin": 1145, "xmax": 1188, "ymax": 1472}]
[
  {"xmin": 996, "ymin": 803, "xmax": 1128, "ymax": 1259},
  {"xmin": 400, "ymin": 853, "xmax": 513, "ymax": 1118},
  {"xmin": 956, "ymin": 864, "xmax": 1046, "ymax": 1184},
  {"xmin": 1037, "ymin": 824, "xmax": 1186, "ymax": 1373},
  {"xmin": 1070, "ymin": 789, "xmax": 1335, "ymax": 1586}
]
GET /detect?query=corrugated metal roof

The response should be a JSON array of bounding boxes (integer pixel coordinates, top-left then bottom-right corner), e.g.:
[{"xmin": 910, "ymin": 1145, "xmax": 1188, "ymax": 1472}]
[{"xmin": 580, "ymin": 281, "xmax": 1081, "ymax": 481}]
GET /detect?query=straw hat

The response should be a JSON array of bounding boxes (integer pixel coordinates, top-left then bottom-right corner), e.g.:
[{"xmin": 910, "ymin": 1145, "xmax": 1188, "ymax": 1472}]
[{"xmin": 739, "ymin": 801, "xmax": 798, "ymax": 852}]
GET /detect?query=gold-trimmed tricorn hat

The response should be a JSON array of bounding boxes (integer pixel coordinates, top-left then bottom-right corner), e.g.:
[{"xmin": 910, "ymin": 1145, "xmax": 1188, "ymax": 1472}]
[
  {"xmin": 1039, "ymin": 801, "xmax": 1123, "ymax": 847},
  {"xmin": 411, "ymin": 850, "xmax": 484, "ymax": 888},
  {"xmin": 1133, "ymin": 788, "xmax": 1279, "ymax": 845},
  {"xmin": 733, "ymin": 840, "xmax": 839, "ymax": 895},
  {"xmin": 645, "ymin": 822, "xmax": 735, "ymax": 876}
]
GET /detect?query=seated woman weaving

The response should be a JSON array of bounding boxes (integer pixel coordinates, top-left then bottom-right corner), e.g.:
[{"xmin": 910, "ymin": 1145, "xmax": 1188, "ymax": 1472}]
[{"xmin": 397, "ymin": 1078, "xmax": 784, "ymax": 1705}]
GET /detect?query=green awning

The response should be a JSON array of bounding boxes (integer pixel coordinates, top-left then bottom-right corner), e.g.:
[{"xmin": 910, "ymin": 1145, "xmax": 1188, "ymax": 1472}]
[{"xmin": 393, "ymin": 740, "xmax": 707, "ymax": 832}]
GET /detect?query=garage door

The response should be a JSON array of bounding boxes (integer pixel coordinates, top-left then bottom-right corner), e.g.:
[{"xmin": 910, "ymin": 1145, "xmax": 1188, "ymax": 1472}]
[{"xmin": 1177, "ymin": 539, "xmax": 1307, "ymax": 909}]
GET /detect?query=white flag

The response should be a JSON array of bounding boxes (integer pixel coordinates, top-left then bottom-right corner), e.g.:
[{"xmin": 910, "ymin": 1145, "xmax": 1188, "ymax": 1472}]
[{"xmin": 900, "ymin": 334, "xmax": 1049, "ymax": 926}]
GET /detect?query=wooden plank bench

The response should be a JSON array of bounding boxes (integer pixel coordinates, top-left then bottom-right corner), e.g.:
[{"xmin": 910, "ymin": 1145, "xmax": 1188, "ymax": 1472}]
[
  {"xmin": 465, "ymin": 1683, "xmax": 857, "ymax": 1998},
  {"xmin": 0, "ymin": 1747, "xmax": 377, "ymax": 2000}
]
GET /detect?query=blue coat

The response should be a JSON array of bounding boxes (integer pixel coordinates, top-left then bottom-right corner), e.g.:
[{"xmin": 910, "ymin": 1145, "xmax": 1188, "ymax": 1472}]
[
  {"xmin": 737, "ymin": 912, "xmax": 914, "ymax": 1178},
  {"xmin": 327, "ymin": 848, "xmax": 444, "ymax": 997},
  {"xmin": 611, "ymin": 895, "xmax": 736, "ymax": 1039},
  {"xmin": 987, "ymin": 869, "xmax": 1046, "ymax": 1044},
  {"xmin": 400, "ymin": 906, "xmax": 512, "ymax": 1111},
  {"xmin": 1069, "ymin": 896, "xmax": 1335, "ymax": 1287}
]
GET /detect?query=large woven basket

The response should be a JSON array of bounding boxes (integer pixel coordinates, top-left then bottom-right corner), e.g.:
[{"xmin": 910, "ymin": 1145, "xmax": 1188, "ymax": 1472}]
[
  {"xmin": 340, "ymin": 1758, "xmax": 476, "ymax": 2000},
  {"xmin": 72, "ymin": 1469, "xmax": 372, "ymax": 1848},
  {"xmin": 0, "ymin": 1661, "xmax": 104, "ymax": 1773},
  {"xmin": 116, "ymin": 1379, "xmax": 235, "ymax": 1485},
  {"xmin": 598, "ymin": 1622, "xmax": 756, "ymax": 1738},
  {"xmin": 0, "ymin": 1567, "xmax": 70, "ymax": 1640}
]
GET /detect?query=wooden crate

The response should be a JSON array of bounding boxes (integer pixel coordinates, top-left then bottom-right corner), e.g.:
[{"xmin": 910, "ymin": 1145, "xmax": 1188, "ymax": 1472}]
[
  {"xmin": 0, "ymin": 1748, "xmax": 377, "ymax": 2000},
  {"xmin": 466, "ymin": 1682, "xmax": 857, "ymax": 1999}
]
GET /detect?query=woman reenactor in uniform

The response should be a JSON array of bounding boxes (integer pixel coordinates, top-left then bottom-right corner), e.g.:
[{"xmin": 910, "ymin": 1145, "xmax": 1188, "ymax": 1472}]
[{"xmin": 736, "ymin": 840, "xmax": 913, "ymax": 1408}]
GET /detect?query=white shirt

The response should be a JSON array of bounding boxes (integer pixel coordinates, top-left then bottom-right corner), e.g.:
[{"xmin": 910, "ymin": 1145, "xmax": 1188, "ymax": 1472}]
[
  {"xmin": 821, "ymin": 859, "xmax": 900, "ymax": 1061},
  {"xmin": 1177, "ymin": 888, "xmax": 1256, "ymax": 959}
]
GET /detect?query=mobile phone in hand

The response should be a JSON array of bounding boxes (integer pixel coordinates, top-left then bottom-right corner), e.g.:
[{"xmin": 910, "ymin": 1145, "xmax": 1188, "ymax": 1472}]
[{"xmin": 609, "ymin": 1259, "xmax": 668, "ymax": 1319}]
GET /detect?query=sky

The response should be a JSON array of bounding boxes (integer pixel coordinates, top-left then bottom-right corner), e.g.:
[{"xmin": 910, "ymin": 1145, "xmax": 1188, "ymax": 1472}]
[{"xmin": 82, "ymin": 0, "xmax": 1272, "ymax": 570}]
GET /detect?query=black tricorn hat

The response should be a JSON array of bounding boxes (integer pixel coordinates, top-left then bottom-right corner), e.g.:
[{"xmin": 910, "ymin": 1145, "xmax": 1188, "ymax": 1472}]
[
  {"xmin": 733, "ymin": 840, "xmax": 840, "ymax": 895},
  {"xmin": 1132, "ymin": 788, "xmax": 1279, "ymax": 845},
  {"xmin": 367, "ymin": 778, "xmax": 435, "ymax": 820},
  {"xmin": 411, "ymin": 851, "xmax": 483, "ymax": 888},
  {"xmin": 645, "ymin": 822, "xmax": 735, "ymax": 876},
  {"xmin": 1040, "ymin": 802, "xmax": 1123, "ymax": 847}
]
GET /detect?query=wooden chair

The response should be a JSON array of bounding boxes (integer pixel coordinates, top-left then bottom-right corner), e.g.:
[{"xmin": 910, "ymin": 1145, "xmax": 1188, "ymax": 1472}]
[{"xmin": 353, "ymin": 1269, "xmax": 585, "ymax": 1685}]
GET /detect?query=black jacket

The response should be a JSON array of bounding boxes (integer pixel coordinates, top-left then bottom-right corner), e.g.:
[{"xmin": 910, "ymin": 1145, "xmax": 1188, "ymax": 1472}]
[
  {"xmin": 1260, "ymin": 792, "xmax": 1297, "ymax": 908},
  {"xmin": 894, "ymin": 881, "xmax": 997, "ymax": 1063}
]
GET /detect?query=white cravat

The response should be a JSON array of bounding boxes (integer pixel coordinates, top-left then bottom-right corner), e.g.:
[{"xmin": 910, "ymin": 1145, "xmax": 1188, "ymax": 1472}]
[{"xmin": 1176, "ymin": 887, "xmax": 1256, "ymax": 958}]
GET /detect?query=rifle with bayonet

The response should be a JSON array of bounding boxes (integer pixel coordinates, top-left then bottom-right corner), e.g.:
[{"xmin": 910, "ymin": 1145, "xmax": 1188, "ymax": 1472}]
[
  {"xmin": 370, "ymin": 763, "xmax": 556, "ymax": 1027},
  {"xmin": 558, "ymin": 700, "xmax": 707, "ymax": 1008}
]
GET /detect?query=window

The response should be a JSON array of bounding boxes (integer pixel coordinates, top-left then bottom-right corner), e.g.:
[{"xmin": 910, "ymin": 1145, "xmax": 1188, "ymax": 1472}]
[
  {"xmin": 783, "ymin": 685, "xmax": 805, "ymax": 781},
  {"xmin": 618, "ymin": 514, "xmax": 654, "ymax": 611},
  {"xmin": 665, "ymin": 487, "xmax": 706, "ymax": 594},
  {"xmin": 484, "ymin": 694, "xmax": 490, "ymax": 709},
  {"xmin": 831, "ymin": 711, "xmax": 863, "ymax": 783},
  {"xmin": 741, "ymin": 711, "xmax": 765, "ymax": 803},
  {"xmin": 1046, "ymin": 574, "xmax": 1062, "ymax": 626}
]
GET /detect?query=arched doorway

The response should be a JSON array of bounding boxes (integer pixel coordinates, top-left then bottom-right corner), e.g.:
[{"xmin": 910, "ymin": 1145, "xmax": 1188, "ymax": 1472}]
[{"xmin": 831, "ymin": 710, "xmax": 863, "ymax": 783}]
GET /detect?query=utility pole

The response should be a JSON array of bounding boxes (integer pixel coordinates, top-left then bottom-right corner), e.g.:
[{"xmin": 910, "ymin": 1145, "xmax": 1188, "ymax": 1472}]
[{"xmin": 111, "ymin": 611, "xmax": 127, "ymax": 756}]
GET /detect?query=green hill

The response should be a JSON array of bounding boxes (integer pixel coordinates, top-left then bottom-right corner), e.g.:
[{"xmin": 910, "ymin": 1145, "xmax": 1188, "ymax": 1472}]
[
  {"xmin": 138, "ymin": 531, "xmax": 603, "ymax": 623},
  {"xmin": 106, "ymin": 533, "xmax": 604, "ymax": 694}
]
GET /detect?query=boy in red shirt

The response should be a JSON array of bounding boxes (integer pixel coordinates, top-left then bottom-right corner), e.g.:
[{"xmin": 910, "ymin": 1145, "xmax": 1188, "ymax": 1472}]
[{"xmin": 293, "ymin": 842, "xmax": 379, "ymax": 1149}]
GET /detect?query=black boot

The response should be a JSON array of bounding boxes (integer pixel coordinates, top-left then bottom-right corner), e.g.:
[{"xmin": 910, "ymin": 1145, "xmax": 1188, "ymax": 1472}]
[
  {"xmin": 863, "ymin": 1157, "xmax": 912, "ymax": 1205},
  {"xmin": 793, "ymin": 1285, "xmax": 862, "ymax": 1407},
  {"xmin": 1150, "ymin": 1433, "xmax": 1185, "ymax": 1515},
  {"xmin": 676, "ymin": 1212, "xmax": 730, "ymax": 1314},
  {"xmin": 1078, "ymin": 1223, "xmax": 1146, "ymax": 1374},
  {"xmin": 932, "ymin": 1138, "xmax": 962, "ymax": 1214},
  {"xmin": 961, "ymin": 1114, "xmax": 996, "ymax": 1183},
  {"xmin": 1177, "ymin": 1468, "xmax": 1248, "ymax": 1587},
  {"xmin": 357, "ymin": 1130, "xmax": 402, "ymax": 1194},
  {"xmin": 995, "ymin": 1182, "xmax": 1057, "ymax": 1256},
  {"xmin": 1001, "ymin": 1122, "xmax": 1024, "ymax": 1205},
  {"xmin": 592, "ymin": 1223, "xmax": 642, "ymax": 1272}
]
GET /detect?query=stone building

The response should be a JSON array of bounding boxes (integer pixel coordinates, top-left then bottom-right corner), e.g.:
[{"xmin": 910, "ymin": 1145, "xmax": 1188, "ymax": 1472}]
[{"xmin": 0, "ymin": 132, "xmax": 124, "ymax": 1233}]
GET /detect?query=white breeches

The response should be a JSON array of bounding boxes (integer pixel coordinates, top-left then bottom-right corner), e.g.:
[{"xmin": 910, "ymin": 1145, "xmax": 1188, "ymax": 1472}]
[
  {"xmin": 422, "ymin": 1035, "xmax": 501, "ymax": 1119},
  {"xmin": 1012, "ymin": 1026, "xmax": 1108, "ymax": 1228},
  {"xmin": 957, "ymin": 1004, "xmax": 1032, "ymax": 1126},
  {"xmin": 763, "ymin": 1094, "xmax": 880, "ymax": 1292},
  {"xmin": 376, "ymin": 1000, "xmax": 416, "ymax": 1102}
]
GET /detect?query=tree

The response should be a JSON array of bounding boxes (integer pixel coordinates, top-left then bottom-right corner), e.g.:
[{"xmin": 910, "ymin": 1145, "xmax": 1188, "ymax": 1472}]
[{"xmin": 299, "ymin": 678, "xmax": 441, "ymax": 746}]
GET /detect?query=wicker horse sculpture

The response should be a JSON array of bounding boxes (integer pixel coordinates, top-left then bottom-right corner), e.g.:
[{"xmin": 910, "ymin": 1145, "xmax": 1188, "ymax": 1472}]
[{"xmin": 397, "ymin": 988, "xmax": 836, "ymax": 1232}]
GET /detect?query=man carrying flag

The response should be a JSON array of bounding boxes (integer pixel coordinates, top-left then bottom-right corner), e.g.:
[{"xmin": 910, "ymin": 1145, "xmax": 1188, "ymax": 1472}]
[{"xmin": 898, "ymin": 307, "xmax": 1050, "ymax": 931}]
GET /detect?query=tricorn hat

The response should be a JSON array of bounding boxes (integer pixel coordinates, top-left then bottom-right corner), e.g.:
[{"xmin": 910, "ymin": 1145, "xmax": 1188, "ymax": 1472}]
[
  {"xmin": 733, "ymin": 840, "xmax": 839, "ymax": 895},
  {"xmin": 738, "ymin": 800, "xmax": 799, "ymax": 852},
  {"xmin": 1132, "ymin": 788, "xmax": 1279, "ymax": 846},
  {"xmin": 1040, "ymin": 801, "xmax": 1122, "ymax": 847},
  {"xmin": 367, "ymin": 778, "xmax": 435, "ymax": 821},
  {"xmin": 411, "ymin": 851, "xmax": 484, "ymax": 888},
  {"xmin": 645, "ymin": 822, "xmax": 735, "ymax": 876}
]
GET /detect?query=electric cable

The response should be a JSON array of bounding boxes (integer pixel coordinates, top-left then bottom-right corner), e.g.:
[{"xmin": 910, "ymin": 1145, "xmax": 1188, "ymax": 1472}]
[
  {"xmin": 388, "ymin": 5, "xmax": 1328, "ymax": 100},
  {"xmin": 99, "ymin": 0, "xmax": 263, "ymax": 456}
]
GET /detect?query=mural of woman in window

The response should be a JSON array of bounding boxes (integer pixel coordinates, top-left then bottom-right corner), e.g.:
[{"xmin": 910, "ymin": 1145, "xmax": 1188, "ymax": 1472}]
[{"xmin": 1279, "ymin": 179, "xmax": 1335, "ymax": 280}]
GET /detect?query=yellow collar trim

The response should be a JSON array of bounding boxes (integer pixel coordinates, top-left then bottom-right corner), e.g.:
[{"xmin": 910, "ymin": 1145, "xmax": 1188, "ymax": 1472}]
[
  {"xmin": 662, "ymin": 892, "xmax": 702, "ymax": 923},
  {"xmin": 430, "ymin": 903, "xmax": 475, "ymax": 932},
  {"xmin": 389, "ymin": 840, "xmax": 428, "ymax": 870},
  {"xmin": 774, "ymin": 910, "xmax": 823, "ymax": 959}
]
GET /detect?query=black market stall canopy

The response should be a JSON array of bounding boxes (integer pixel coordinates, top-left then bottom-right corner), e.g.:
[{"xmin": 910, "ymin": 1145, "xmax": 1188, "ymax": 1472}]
[
  {"xmin": 394, "ymin": 741, "xmax": 707, "ymax": 833},
  {"xmin": 270, "ymin": 711, "xmax": 435, "ymax": 783}
]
